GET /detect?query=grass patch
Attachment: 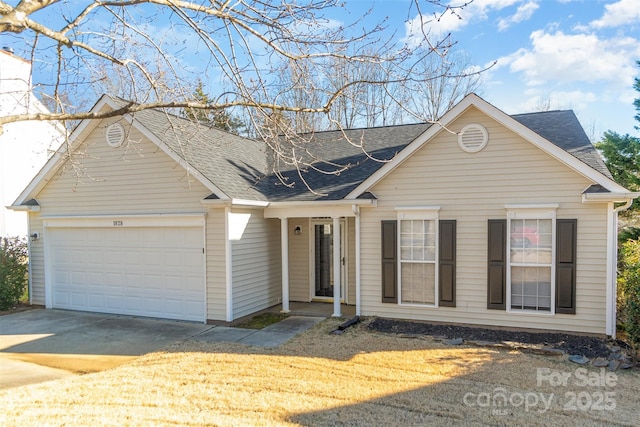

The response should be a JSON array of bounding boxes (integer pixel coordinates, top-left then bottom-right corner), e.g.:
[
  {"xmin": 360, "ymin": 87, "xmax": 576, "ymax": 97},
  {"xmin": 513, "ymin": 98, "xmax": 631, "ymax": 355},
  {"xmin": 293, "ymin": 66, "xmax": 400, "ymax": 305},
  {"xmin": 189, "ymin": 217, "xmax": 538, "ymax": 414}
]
[
  {"xmin": 2, "ymin": 318, "xmax": 639, "ymax": 426},
  {"xmin": 234, "ymin": 312, "xmax": 289, "ymax": 329}
]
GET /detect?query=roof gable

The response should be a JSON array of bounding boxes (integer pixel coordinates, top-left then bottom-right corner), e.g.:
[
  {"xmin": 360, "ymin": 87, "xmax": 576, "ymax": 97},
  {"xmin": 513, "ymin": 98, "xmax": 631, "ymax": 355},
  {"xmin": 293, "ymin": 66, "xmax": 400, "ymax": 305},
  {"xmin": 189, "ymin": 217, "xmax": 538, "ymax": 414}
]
[
  {"xmin": 345, "ymin": 93, "xmax": 628, "ymax": 199},
  {"xmin": 13, "ymin": 95, "xmax": 269, "ymax": 206}
]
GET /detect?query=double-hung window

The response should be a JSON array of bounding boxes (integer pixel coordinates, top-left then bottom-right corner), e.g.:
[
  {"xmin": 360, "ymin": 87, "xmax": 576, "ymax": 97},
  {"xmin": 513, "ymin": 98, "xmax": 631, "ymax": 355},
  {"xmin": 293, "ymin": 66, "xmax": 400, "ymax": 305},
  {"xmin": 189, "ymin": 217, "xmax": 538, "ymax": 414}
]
[
  {"xmin": 507, "ymin": 207, "xmax": 556, "ymax": 313},
  {"xmin": 398, "ymin": 209, "xmax": 438, "ymax": 305}
]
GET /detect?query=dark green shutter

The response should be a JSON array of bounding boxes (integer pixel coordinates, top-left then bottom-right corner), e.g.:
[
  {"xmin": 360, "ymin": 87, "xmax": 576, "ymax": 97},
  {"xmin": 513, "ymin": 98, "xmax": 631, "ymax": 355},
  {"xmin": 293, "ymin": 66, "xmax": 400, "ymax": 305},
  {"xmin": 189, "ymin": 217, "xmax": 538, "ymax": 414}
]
[
  {"xmin": 381, "ymin": 220, "xmax": 397, "ymax": 303},
  {"xmin": 556, "ymin": 219, "xmax": 577, "ymax": 314},
  {"xmin": 439, "ymin": 220, "xmax": 456, "ymax": 307},
  {"xmin": 487, "ymin": 219, "xmax": 507, "ymax": 310}
]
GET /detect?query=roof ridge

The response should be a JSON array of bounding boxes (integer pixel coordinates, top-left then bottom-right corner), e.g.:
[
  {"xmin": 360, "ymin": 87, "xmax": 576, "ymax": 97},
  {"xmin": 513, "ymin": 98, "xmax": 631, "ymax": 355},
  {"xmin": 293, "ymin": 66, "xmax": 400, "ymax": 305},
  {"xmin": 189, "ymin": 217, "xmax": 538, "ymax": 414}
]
[
  {"xmin": 511, "ymin": 110, "xmax": 573, "ymax": 117},
  {"xmin": 104, "ymin": 94, "xmax": 250, "ymax": 140}
]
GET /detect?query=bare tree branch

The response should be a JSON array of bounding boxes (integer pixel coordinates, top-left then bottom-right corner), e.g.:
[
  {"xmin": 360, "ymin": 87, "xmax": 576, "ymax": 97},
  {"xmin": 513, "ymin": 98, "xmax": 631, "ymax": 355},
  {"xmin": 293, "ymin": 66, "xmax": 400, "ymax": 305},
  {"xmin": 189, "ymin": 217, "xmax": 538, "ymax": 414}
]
[{"xmin": 0, "ymin": 0, "xmax": 485, "ymax": 190}]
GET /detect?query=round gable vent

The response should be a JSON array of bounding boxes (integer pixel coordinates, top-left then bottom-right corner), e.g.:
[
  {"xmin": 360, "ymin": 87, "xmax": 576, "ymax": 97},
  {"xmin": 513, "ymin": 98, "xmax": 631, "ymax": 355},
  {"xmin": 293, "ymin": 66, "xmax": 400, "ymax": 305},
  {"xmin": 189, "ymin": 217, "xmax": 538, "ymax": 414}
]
[
  {"xmin": 105, "ymin": 123, "xmax": 125, "ymax": 148},
  {"xmin": 458, "ymin": 124, "xmax": 488, "ymax": 153}
]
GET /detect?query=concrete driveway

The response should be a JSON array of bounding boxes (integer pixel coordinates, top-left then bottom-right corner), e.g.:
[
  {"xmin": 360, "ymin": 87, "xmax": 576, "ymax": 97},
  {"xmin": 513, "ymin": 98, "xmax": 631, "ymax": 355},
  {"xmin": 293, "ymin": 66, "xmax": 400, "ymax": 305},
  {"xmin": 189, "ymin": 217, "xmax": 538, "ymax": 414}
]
[
  {"xmin": 0, "ymin": 309, "xmax": 214, "ymax": 389},
  {"xmin": 0, "ymin": 308, "xmax": 324, "ymax": 390}
]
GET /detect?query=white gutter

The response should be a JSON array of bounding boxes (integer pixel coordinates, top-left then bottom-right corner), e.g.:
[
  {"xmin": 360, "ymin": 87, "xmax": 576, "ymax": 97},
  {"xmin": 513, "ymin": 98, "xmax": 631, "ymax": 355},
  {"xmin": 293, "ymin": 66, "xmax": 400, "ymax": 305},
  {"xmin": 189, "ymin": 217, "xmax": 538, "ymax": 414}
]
[
  {"xmin": 201, "ymin": 198, "xmax": 377, "ymax": 208},
  {"xmin": 200, "ymin": 198, "xmax": 270, "ymax": 208},
  {"xmin": 582, "ymin": 192, "xmax": 640, "ymax": 203},
  {"xmin": 6, "ymin": 204, "xmax": 40, "ymax": 212},
  {"xmin": 267, "ymin": 198, "xmax": 377, "ymax": 207}
]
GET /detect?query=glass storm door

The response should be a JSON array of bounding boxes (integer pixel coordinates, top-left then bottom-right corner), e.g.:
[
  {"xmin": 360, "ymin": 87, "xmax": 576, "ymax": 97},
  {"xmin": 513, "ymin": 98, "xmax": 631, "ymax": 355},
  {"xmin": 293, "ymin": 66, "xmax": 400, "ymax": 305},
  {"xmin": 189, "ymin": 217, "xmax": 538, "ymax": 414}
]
[{"xmin": 312, "ymin": 220, "xmax": 345, "ymax": 300}]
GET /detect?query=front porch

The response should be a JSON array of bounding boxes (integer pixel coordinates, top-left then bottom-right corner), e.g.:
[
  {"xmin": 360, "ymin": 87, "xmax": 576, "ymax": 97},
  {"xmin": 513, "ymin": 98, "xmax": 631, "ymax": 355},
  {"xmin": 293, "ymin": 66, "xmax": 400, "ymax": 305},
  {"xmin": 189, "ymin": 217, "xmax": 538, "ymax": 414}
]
[{"xmin": 266, "ymin": 302, "xmax": 357, "ymax": 318}]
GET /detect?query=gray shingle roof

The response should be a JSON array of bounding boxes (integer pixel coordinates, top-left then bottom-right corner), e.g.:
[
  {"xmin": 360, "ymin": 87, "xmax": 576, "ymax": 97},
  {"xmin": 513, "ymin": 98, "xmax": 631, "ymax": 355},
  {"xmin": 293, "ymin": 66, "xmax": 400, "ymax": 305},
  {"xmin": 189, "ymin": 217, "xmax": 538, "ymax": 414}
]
[
  {"xmin": 113, "ymin": 96, "xmax": 612, "ymax": 201},
  {"xmin": 511, "ymin": 110, "xmax": 613, "ymax": 180},
  {"xmin": 113, "ymin": 99, "xmax": 269, "ymax": 200},
  {"xmin": 255, "ymin": 123, "xmax": 432, "ymax": 201}
]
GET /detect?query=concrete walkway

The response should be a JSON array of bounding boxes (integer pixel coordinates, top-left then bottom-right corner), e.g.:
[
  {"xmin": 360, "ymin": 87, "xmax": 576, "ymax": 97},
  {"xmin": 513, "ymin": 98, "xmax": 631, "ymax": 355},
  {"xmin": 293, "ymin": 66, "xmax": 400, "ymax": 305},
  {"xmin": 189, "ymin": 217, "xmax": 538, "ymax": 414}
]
[
  {"xmin": 192, "ymin": 316, "xmax": 325, "ymax": 348},
  {"xmin": 0, "ymin": 309, "xmax": 326, "ymax": 390}
]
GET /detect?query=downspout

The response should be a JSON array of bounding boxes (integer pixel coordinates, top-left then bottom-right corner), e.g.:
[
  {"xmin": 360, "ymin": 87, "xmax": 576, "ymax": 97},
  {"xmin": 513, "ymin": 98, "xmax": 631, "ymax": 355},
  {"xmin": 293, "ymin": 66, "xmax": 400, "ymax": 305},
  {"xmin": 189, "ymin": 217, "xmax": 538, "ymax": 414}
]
[
  {"xmin": 606, "ymin": 199, "xmax": 634, "ymax": 338},
  {"xmin": 26, "ymin": 211, "xmax": 33, "ymax": 305},
  {"xmin": 353, "ymin": 205, "xmax": 361, "ymax": 316}
]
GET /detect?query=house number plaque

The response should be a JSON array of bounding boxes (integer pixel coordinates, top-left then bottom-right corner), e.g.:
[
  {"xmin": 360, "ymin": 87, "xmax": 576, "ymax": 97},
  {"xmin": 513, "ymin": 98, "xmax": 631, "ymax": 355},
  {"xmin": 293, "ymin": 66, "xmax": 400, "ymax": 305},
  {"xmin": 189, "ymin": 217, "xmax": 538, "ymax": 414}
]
[{"xmin": 113, "ymin": 220, "xmax": 124, "ymax": 227}]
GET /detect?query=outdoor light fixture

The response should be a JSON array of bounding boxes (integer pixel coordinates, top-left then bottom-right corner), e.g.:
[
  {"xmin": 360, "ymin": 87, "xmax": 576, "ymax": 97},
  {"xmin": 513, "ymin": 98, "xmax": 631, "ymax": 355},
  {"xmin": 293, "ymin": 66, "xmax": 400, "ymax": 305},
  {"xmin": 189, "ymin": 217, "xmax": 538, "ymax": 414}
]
[
  {"xmin": 30, "ymin": 232, "xmax": 39, "ymax": 242},
  {"xmin": 294, "ymin": 226, "xmax": 302, "ymax": 235}
]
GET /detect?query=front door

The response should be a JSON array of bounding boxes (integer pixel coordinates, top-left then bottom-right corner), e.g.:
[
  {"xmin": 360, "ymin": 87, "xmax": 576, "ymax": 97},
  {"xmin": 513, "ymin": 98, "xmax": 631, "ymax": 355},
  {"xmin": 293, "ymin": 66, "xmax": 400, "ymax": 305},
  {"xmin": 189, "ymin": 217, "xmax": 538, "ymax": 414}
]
[{"xmin": 312, "ymin": 220, "xmax": 346, "ymax": 301}]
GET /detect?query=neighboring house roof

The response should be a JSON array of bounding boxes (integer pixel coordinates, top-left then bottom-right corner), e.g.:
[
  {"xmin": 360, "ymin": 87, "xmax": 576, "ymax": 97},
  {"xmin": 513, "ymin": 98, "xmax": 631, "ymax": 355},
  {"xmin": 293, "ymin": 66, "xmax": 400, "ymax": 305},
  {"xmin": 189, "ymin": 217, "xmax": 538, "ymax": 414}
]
[{"xmin": 12, "ymin": 92, "xmax": 634, "ymax": 207}]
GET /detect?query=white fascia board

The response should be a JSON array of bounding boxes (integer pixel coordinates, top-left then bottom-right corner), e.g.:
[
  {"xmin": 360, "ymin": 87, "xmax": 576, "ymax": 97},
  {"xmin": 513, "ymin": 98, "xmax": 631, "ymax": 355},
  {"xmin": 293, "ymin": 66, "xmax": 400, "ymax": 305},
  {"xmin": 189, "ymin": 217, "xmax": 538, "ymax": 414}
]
[
  {"xmin": 200, "ymin": 198, "xmax": 269, "ymax": 208},
  {"xmin": 582, "ymin": 191, "xmax": 640, "ymax": 203},
  {"xmin": 6, "ymin": 204, "xmax": 40, "ymax": 212},
  {"xmin": 231, "ymin": 199, "xmax": 270, "ymax": 207},
  {"xmin": 345, "ymin": 93, "xmax": 628, "ymax": 198},
  {"xmin": 264, "ymin": 199, "xmax": 376, "ymax": 219},
  {"xmin": 268, "ymin": 198, "xmax": 376, "ymax": 208}
]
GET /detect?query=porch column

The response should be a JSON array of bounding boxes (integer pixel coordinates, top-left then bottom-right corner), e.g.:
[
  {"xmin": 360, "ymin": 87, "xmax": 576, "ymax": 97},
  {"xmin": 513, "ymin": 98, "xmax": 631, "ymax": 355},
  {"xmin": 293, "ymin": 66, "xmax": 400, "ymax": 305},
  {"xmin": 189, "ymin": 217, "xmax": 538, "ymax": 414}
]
[
  {"xmin": 354, "ymin": 206, "xmax": 361, "ymax": 316},
  {"xmin": 332, "ymin": 216, "xmax": 341, "ymax": 317},
  {"xmin": 281, "ymin": 217, "xmax": 290, "ymax": 313}
]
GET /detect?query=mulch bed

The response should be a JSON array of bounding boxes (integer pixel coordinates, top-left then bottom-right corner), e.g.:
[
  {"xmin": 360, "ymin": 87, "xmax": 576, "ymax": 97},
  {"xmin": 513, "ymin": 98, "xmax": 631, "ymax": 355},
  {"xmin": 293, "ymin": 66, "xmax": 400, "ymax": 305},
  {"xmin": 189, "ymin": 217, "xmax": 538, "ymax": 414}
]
[
  {"xmin": 368, "ymin": 317, "xmax": 618, "ymax": 359},
  {"xmin": 0, "ymin": 303, "xmax": 35, "ymax": 316}
]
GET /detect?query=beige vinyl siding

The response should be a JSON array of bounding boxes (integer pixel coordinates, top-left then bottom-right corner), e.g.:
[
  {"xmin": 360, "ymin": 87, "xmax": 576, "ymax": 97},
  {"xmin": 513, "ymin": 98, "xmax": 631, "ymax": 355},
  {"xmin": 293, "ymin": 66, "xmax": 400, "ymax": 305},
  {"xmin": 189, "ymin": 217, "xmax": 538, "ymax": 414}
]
[
  {"xmin": 289, "ymin": 218, "xmax": 311, "ymax": 302},
  {"xmin": 35, "ymin": 118, "xmax": 210, "ymax": 215},
  {"xmin": 28, "ymin": 117, "xmax": 230, "ymax": 321},
  {"xmin": 206, "ymin": 209, "xmax": 227, "ymax": 321},
  {"xmin": 231, "ymin": 209, "xmax": 281, "ymax": 319},
  {"xmin": 360, "ymin": 106, "xmax": 609, "ymax": 334},
  {"xmin": 28, "ymin": 211, "xmax": 45, "ymax": 305}
]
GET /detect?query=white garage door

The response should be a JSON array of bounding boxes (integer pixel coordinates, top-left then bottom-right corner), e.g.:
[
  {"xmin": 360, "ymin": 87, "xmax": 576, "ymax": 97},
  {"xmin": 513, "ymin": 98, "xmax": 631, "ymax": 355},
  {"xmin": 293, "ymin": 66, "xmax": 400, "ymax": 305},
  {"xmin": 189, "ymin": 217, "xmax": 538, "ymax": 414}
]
[{"xmin": 48, "ymin": 226, "xmax": 205, "ymax": 322}]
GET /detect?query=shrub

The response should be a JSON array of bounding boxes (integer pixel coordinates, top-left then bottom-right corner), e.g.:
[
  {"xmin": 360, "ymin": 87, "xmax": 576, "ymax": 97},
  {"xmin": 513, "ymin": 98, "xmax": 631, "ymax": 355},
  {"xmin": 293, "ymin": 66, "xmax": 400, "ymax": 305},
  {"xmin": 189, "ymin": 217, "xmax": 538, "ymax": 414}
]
[
  {"xmin": 618, "ymin": 238, "xmax": 640, "ymax": 361},
  {"xmin": 0, "ymin": 236, "xmax": 29, "ymax": 310}
]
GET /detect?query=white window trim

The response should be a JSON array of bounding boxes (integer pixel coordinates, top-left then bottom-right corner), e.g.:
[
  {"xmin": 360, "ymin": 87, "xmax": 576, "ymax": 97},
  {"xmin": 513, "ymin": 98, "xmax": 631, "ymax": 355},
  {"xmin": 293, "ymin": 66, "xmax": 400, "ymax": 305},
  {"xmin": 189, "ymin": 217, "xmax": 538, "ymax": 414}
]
[
  {"xmin": 397, "ymin": 208, "xmax": 439, "ymax": 308},
  {"xmin": 505, "ymin": 206, "xmax": 557, "ymax": 315}
]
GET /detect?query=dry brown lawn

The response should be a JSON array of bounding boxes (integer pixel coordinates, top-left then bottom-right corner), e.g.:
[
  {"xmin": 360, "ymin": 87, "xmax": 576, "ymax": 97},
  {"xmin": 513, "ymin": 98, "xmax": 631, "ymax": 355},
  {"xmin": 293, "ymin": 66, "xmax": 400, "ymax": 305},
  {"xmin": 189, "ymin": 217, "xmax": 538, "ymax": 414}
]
[{"xmin": 1, "ymin": 318, "xmax": 638, "ymax": 426}]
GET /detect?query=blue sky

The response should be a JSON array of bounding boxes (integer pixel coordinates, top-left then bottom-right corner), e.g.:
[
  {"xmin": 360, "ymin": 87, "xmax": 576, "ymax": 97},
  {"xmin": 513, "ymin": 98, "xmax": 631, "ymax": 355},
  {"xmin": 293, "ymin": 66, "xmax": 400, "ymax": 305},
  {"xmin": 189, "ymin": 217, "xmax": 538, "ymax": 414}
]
[
  {"xmin": 4, "ymin": 0, "xmax": 639, "ymax": 140},
  {"xmin": 346, "ymin": 0, "xmax": 640, "ymax": 140}
]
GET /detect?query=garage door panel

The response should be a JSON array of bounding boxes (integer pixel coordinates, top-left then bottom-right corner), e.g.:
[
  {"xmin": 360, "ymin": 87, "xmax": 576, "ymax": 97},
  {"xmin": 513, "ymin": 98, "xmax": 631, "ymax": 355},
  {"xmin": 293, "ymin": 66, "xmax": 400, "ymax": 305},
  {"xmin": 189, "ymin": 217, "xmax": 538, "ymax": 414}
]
[
  {"xmin": 53, "ymin": 289, "xmax": 69, "ymax": 306},
  {"xmin": 49, "ymin": 226, "xmax": 205, "ymax": 322},
  {"xmin": 70, "ymin": 292, "xmax": 87, "ymax": 308},
  {"xmin": 87, "ymin": 293, "xmax": 105, "ymax": 310}
]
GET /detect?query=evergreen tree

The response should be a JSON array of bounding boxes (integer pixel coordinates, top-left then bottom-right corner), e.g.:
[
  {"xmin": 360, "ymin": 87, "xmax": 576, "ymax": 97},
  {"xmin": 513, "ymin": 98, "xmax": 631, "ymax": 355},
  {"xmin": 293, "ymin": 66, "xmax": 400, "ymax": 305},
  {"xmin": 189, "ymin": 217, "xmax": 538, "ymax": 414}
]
[{"xmin": 184, "ymin": 82, "xmax": 246, "ymax": 135}]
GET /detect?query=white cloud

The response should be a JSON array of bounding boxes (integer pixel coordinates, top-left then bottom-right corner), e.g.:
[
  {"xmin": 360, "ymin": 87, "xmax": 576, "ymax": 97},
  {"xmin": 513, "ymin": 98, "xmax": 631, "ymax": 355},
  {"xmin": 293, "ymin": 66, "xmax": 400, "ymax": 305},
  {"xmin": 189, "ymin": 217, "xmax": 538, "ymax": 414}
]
[
  {"xmin": 403, "ymin": 0, "xmax": 521, "ymax": 46},
  {"xmin": 521, "ymin": 89, "xmax": 598, "ymax": 111},
  {"xmin": 497, "ymin": 1, "xmax": 539, "ymax": 32},
  {"xmin": 500, "ymin": 30, "xmax": 640, "ymax": 88},
  {"xmin": 590, "ymin": 0, "xmax": 640, "ymax": 29}
]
